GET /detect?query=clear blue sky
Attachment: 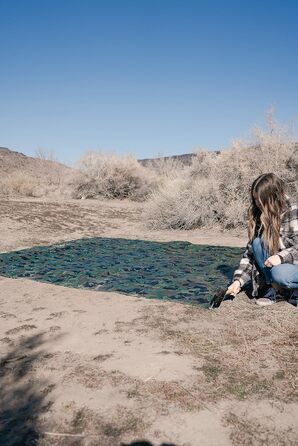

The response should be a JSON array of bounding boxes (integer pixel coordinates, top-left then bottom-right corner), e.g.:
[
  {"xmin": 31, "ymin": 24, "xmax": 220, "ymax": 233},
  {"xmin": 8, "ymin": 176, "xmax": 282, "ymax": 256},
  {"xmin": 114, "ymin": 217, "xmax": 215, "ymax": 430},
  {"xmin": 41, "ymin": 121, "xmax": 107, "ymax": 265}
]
[{"xmin": 0, "ymin": 0, "xmax": 297, "ymax": 165}]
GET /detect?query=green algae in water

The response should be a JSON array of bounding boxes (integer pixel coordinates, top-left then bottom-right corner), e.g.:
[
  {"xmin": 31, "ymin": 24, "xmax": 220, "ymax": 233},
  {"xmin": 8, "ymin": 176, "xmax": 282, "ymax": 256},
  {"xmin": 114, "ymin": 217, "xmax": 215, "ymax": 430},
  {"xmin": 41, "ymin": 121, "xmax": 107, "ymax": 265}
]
[{"xmin": 0, "ymin": 237, "xmax": 243, "ymax": 306}]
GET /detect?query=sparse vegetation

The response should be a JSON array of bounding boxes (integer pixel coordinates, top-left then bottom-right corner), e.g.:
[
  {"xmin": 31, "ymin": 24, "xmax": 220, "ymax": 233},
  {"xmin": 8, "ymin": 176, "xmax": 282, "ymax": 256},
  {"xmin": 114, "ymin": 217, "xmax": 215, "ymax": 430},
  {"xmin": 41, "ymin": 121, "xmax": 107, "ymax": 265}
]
[
  {"xmin": 1, "ymin": 112, "xmax": 297, "ymax": 231},
  {"xmin": 143, "ymin": 111, "xmax": 298, "ymax": 230},
  {"xmin": 139, "ymin": 300, "xmax": 298, "ymax": 404}
]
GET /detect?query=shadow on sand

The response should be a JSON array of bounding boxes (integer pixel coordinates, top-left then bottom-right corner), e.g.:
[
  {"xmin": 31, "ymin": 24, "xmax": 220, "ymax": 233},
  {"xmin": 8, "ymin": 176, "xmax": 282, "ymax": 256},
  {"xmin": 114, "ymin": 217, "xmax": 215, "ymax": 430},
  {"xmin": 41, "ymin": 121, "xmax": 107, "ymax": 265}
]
[
  {"xmin": 0, "ymin": 332, "xmax": 60, "ymax": 446},
  {"xmin": 0, "ymin": 332, "xmax": 178, "ymax": 446}
]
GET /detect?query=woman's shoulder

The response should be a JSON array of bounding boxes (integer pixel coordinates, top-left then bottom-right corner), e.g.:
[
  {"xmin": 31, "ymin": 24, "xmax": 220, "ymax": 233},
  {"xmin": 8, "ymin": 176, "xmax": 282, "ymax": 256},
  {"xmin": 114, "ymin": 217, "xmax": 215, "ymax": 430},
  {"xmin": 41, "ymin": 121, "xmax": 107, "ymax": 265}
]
[
  {"xmin": 287, "ymin": 197, "xmax": 298, "ymax": 210},
  {"xmin": 282, "ymin": 196, "xmax": 298, "ymax": 222}
]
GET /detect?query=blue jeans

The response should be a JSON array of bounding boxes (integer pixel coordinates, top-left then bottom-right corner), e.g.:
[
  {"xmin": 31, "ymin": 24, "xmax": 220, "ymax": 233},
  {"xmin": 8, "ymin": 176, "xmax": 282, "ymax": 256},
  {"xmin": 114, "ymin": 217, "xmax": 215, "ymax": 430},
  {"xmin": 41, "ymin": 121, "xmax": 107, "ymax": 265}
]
[{"xmin": 252, "ymin": 237, "xmax": 298, "ymax": 289}]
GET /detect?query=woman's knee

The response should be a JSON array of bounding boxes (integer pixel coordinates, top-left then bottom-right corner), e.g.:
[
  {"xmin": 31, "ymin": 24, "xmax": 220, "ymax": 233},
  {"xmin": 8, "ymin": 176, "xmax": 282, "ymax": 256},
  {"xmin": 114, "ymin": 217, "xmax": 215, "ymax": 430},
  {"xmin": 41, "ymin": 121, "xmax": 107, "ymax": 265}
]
[{"xmin": 271, "ymin": 265, "xmax": 294, "ymax": 288}]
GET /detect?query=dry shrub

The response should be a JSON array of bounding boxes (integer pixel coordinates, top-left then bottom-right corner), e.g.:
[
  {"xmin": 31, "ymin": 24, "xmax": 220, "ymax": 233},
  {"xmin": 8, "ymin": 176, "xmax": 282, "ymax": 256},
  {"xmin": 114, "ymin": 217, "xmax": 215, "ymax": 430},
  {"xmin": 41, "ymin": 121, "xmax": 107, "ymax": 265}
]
[
  {"xmin": 144, "ymin": 112, "xmax": 298, "ymax": 230},
  {"xmin": 145, "ymin": 156, "xmax": 186, "ymax": 183},
  {"xmin": 73, "ymin": 151, "xmax": 156, "ymax": 201},
  {"xmin": 144, "ymin": 177, "xmax": 220, "ymax": 229},
  {"xmin": 0, "ymin": 172, "xmax": 37, "ymax": 197},
  {"xmin": 33, "ymin": 163, "xmax": 75, "ymax": 199}
]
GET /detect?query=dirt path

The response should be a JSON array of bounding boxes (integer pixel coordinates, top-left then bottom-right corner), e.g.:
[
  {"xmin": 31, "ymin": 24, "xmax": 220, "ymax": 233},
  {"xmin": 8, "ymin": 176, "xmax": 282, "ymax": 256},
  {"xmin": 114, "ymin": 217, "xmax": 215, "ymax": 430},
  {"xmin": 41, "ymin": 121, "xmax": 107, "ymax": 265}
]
[
  {"xmin": 0, "ymin": 198, "xmax": 297, "ymax": 446},
  {"xmin": 0, "ymin": 197, "xmax": 247, "ymax": 252}
]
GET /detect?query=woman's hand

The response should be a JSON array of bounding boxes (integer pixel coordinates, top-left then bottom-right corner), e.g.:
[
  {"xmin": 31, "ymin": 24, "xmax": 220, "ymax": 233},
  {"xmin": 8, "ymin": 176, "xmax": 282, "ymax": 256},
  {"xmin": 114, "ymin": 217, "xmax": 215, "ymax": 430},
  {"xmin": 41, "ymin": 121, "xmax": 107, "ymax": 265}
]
[
  {"xmin": 264, "ymin": 255, "xmax": 281, "ymax": 267},
  {"xmin": 226, "ymin": 280, "xmax": 241, "ymax": 296}
]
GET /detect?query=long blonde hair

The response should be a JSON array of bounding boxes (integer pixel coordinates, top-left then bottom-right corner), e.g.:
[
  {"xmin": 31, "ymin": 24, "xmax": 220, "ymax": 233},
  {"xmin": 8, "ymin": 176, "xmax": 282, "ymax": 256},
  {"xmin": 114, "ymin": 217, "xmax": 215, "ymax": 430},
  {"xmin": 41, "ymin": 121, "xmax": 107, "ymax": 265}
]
[{"xmin": 248, "ymin": 173, "xmax": 289, "ymax": 254}]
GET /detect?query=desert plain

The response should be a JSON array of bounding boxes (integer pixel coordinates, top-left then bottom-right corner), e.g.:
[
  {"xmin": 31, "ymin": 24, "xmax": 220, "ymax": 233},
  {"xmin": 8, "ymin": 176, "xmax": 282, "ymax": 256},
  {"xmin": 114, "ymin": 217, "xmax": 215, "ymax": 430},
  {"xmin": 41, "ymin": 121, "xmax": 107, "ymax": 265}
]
[{"xmin": 0, "ymin": 197, "xmax": 297, "ymax": 446}]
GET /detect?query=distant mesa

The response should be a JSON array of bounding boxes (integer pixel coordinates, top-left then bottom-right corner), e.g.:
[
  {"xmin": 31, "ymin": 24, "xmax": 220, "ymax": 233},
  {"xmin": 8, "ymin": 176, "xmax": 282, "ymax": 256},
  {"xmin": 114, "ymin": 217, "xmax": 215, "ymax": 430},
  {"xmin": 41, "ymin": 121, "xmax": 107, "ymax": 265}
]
[
  {"xmin": 138, "ymin": 151, "xmax": 221, "ymax": 166},
  {"xmin": 139, "ymin": 153, "xmax": 195, "ymax": 166},
  {"xmin": 0, "ymin": 146, "xmax": 26, "ymax": 156}
]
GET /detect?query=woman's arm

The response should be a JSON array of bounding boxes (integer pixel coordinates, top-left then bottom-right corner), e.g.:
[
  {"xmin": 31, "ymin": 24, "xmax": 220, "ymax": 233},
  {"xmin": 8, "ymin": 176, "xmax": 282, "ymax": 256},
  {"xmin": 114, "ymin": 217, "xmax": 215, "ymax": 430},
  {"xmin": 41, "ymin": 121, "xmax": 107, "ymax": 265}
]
[
  {"xmin": 232, "ymin": 241, "xmax": 254, "ymax": 288},
  {"xmin": 278, "ymin": 204, "xmax": 298, "ymax": 264}
]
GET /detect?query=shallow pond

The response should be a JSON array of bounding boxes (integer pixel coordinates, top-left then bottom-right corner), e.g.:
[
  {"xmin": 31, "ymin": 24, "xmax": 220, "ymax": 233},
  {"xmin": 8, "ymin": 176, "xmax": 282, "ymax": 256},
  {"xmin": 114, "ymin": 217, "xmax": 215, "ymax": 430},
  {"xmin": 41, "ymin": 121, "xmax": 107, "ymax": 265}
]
[{"xmin": 0, "ymin": 237, "xmax": 243, "ymax": 306}]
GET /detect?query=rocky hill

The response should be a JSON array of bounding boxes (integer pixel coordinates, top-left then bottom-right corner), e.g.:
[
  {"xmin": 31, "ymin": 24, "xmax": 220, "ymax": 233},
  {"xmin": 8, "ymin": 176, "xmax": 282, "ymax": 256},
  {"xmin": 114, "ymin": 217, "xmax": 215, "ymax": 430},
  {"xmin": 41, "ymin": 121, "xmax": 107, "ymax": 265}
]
[
  {"xmin": 0, "ymin": 147, "xmax": 69, "ymax": 176},
  {"xmin": 0, "ymin": 147, "xmax": 71, "ymax": 197}
]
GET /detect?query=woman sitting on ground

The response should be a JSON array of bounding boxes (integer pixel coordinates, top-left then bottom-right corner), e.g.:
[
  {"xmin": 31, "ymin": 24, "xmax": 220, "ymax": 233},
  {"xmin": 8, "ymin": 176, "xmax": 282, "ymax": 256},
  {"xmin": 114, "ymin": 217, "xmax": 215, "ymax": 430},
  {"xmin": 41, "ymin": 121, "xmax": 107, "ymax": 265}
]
[{"xmin": 227, "ymin": 172, "xmax": 298, "ymax": 306}]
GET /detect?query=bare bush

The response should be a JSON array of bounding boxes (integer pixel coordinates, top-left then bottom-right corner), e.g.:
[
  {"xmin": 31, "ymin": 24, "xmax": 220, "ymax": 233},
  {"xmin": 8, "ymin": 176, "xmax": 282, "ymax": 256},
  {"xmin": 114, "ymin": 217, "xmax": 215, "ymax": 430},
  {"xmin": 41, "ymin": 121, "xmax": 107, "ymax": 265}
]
[
  {"xmin": 144, "ymin": 177, "xmax": 220, "ymax": 229},
  {"xmin": 35, "ymin": 147, "xmax": 58, "ymax": 162},
  {"xmin": 145, "ymin": 156, "xmax": 186, "ymax": 182},
  {"xmin": 143, "ymin": 112, "xmax": 298, "ymax": 230},
  {"xmin": 73, "ymin": 151, "xmax": 157, "ymax": 201}
]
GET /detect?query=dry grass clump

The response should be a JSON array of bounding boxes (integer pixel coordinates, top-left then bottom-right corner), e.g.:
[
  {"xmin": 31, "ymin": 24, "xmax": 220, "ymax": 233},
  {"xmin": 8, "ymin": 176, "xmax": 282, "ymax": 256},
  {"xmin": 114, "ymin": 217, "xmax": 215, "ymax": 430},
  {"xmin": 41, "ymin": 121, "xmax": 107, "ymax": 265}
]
[
  {"xmin": 143, "ymin": 112, "xmax": 298, "ymax": 230},
  {"xmin": 73, "ymin": 151, "xmax": 156, "ymax": 201},
  {"xmin": 225, "ymin": 411, "xmax": 298, "ymax": 446},
  {"xmin": 0, "ymin": 172, "xmax": 37, "ymax": 197},
  {"xmin": 0, "ymin": 149, "xmax": 72, "ymax": 199},
  {"xmin": 0, "ymin": 168, "xmax": 73, "ymax": 199},
  {"xmin": 139, "ymin": 298, "xmax": 298, "ymax": 404},
  {"xmin": 38, "ymin": 405, "xmax": 147, "ymax": 446}
]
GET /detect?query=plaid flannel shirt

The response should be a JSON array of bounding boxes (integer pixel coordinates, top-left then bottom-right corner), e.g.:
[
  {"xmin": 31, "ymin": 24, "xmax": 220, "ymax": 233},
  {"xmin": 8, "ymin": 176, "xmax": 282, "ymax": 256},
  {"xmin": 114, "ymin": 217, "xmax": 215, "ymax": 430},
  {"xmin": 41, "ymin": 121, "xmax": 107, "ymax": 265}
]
[{"xmin": 233, "ymin": 197, "xmax": 298, "ymax": 297}]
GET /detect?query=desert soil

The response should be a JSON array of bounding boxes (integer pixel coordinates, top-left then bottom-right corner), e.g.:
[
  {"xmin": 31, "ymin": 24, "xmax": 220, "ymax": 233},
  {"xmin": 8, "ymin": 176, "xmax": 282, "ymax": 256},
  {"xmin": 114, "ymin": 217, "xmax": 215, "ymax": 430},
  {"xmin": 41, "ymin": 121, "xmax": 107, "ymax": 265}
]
[{"xmin": 0, "ymin": 197, "xmax": 297, "ymax": 446}]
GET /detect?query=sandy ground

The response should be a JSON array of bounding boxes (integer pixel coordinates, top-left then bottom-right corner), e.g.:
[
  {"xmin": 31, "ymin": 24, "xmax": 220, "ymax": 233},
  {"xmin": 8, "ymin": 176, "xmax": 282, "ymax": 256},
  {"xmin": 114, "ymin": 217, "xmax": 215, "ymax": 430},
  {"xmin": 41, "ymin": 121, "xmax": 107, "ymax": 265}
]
[{"xmin": 0, "ymin": 198, "xmax": 297, "ymax": 446}]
